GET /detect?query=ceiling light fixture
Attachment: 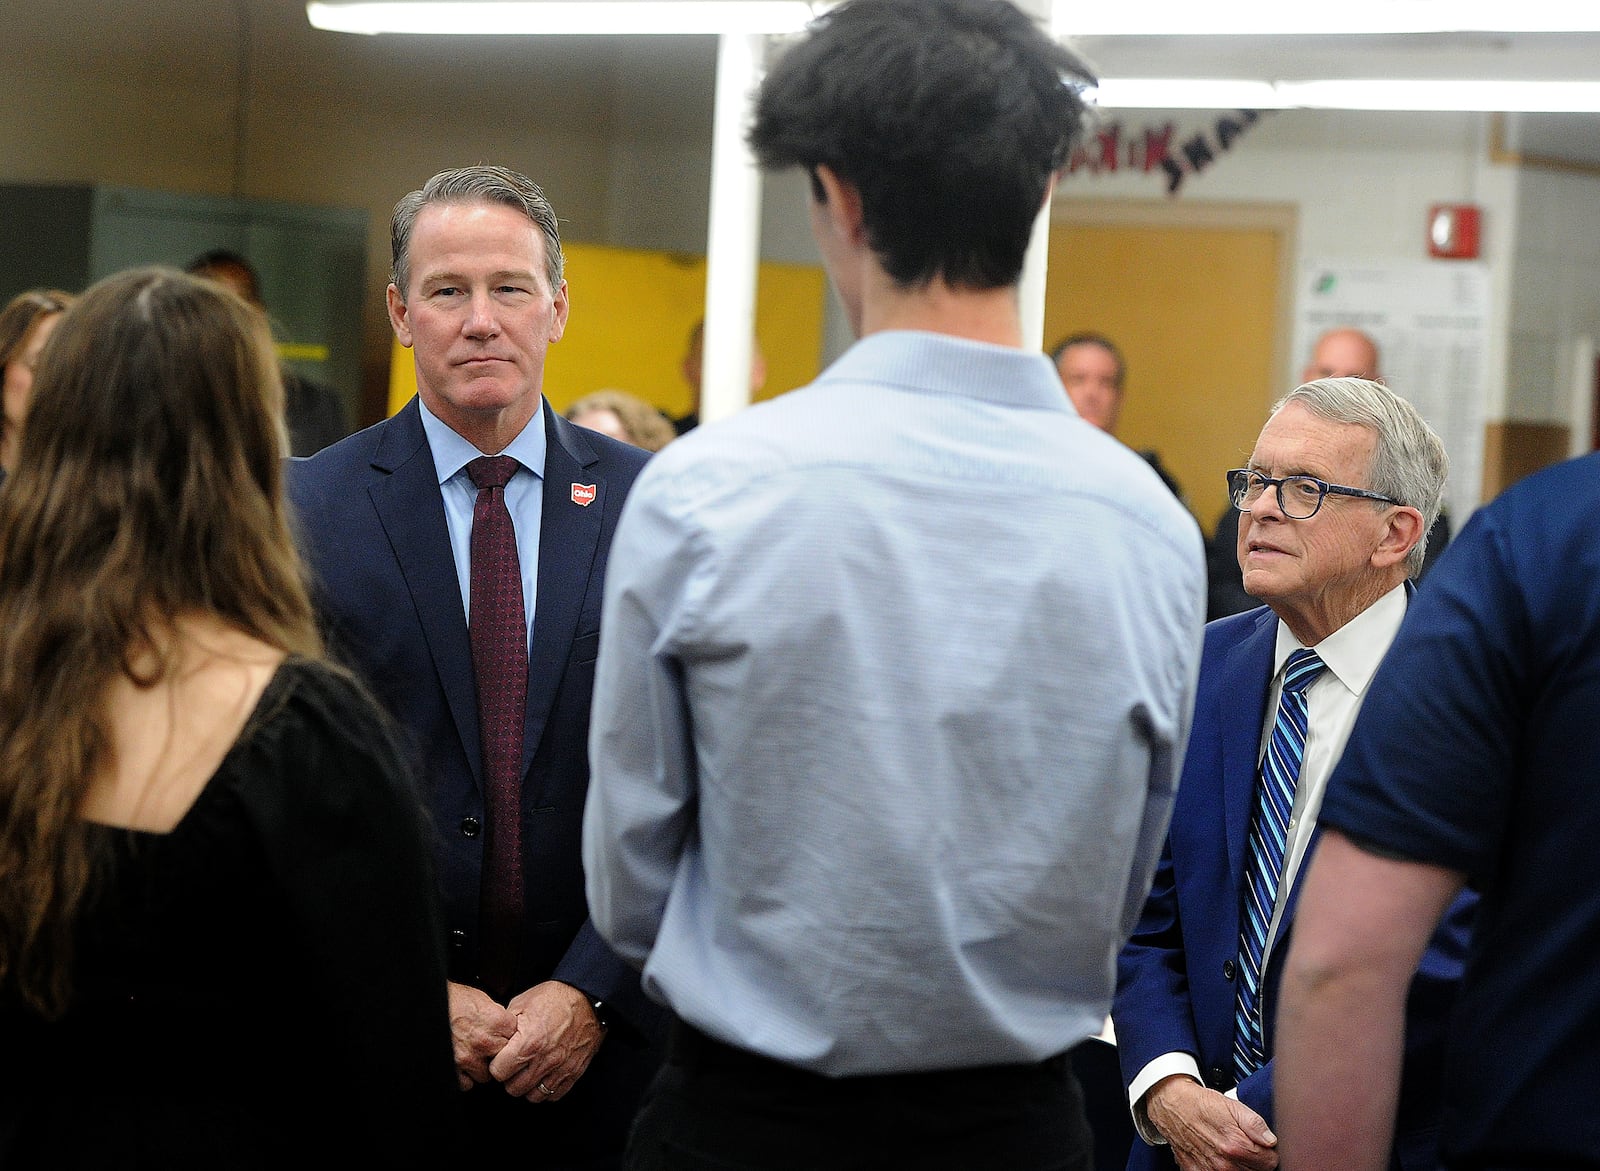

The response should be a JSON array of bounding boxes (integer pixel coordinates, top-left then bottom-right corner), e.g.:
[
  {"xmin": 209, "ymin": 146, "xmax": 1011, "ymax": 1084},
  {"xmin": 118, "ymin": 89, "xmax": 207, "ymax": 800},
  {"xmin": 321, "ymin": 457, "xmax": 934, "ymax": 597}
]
[
  {"xmin": 1091, "ymin": 78, "xmax": 1600, "ymax": 113},
  {"xmin": 306, "ymin": 1, "xmax": 822, "ymax": 36},
  {"xmin": 1055, "ymin": 1, "xmax": 1600, "ymax": 38}
]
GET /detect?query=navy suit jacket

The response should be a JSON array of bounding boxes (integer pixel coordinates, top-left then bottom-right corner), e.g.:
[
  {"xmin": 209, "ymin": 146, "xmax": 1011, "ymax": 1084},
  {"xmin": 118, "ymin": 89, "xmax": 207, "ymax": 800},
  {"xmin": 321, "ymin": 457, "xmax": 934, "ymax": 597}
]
[
  {"xmin": 1113, "ymin": 592, "xmax": 1474, "ymax": 1171},
  {"xmin": 287, "ymin": 395, "xmax": 661, "ymax": 1045}
]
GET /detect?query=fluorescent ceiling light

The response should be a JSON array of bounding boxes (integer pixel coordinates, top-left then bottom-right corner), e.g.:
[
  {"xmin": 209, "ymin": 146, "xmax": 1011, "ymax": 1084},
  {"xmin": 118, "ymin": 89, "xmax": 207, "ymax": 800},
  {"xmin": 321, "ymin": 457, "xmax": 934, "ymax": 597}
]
[
  {"xmin": 1056, "ymin": 1, "xmax": 1600, "ymax": 37},
  {"xmin": 1092, "ymin": 78, "xmax": 1600, "ymax": 113},
  {"xmin": 306, "ymin": 1, "xmax": 823, "ymax": 36}
]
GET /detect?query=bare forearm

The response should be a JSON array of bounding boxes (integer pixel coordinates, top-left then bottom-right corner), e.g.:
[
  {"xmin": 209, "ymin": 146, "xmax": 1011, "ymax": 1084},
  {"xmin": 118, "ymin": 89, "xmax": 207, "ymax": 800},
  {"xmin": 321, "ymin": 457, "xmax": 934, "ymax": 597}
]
[
  {"xmin": 1277, "ymin": 960, "xmax": 1404, "ymax": 1171},
  {"xmin": 1276, "ymin": 831, "xmax": 1464, "ymax": 1171}
]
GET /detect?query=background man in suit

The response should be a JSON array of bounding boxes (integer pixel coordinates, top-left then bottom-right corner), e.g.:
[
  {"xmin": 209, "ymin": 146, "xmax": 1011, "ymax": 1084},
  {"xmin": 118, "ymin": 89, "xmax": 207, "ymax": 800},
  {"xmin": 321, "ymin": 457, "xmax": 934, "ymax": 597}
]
[
  {"xmin": 669, "ymin": 317, "xmax": 766, "ymax": 435},
  {"xmin": 1206, "ymin": 327, "xmax": 1451, "ymax": 621},
  {"xmin": 1050, "ymin": 330, "xmax": 1187, "ymax": 505},
  {"xmin": 583, "ymin": 1, "xmax": 1205, "ymax": 1167},
  {"xmin": 1279, "ymin": 449, "xmax": 1600, "ymax": 1169},
  {"xmin": 288, "ymin": 165, "xmax": 659, "ymax": 1167},
  {"xmin": 1114, "ymin": 377, "xmax": 1474, "ymax": 1171},
  {"xmin": 185, "ymin": 247, "xmax": 351, "ymax": 456}
]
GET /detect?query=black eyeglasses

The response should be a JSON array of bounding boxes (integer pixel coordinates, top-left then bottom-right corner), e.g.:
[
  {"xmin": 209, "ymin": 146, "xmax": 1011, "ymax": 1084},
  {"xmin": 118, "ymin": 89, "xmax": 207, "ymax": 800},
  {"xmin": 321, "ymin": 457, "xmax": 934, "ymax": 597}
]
[{"xmin": 1226, "ymin": 468, "xmax": 1402, "ymax": 520}]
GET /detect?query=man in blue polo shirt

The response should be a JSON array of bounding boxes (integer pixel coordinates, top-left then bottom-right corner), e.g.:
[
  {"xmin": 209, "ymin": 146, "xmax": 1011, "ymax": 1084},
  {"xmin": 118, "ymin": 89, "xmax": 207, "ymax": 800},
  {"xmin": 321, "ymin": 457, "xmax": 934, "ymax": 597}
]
[{"xmin": 1278, "ymin": 450, "xmax": 1600, "ymax": 1168}]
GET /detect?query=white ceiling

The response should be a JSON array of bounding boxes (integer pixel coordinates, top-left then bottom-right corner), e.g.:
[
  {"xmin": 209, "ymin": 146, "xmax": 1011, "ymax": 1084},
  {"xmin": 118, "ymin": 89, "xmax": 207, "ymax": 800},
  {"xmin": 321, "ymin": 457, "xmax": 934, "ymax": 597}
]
[
  {"xmin": 1075, "ymin": 30, "xmax": 1600, "ymax": 165},
  {"xmin": 21, "ymin": 4, "xmax": 1600, "ymax": 166}
]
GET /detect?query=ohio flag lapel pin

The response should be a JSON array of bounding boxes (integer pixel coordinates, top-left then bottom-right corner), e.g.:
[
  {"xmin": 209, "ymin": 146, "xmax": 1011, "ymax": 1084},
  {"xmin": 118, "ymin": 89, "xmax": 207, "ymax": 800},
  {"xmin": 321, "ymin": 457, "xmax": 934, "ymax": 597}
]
[{"xmin": 571, "ymin": 483, "xmax": 597, "ymax": 506}]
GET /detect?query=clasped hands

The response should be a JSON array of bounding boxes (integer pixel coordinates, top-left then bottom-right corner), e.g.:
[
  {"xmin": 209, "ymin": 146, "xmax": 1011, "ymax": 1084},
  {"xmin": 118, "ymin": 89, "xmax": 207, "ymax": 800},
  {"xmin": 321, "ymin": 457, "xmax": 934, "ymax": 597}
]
[{"xmin": 448, "ymin": 979, "xmax": 606, "ymax": 1102}]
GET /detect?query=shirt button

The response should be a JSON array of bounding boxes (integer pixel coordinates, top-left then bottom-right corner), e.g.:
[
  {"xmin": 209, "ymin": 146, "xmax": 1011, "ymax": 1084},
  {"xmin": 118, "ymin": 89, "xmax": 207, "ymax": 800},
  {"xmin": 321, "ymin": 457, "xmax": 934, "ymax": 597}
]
[
  {"xmin": 1287, "ymin": 817, "xmax": 1297, "ymax": 831},
  {"xmin": 461, "ymin": 816, "xmax": 481, "ymax": 837}
]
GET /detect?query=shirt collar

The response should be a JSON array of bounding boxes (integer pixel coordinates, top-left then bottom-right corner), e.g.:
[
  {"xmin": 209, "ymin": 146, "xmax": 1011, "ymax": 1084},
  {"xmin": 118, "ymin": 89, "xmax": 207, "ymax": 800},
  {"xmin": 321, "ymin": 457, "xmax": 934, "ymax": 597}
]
[
  {"xmin": 818, "ymin": 330, "xmax": 1071, "ymax": 413},
  {"xmin": 1272, "ymin": 581, "xmax": 1408, "ymax": 697},
  {"xmin": 417, "ymin": 395, "xmax": 548, "ymax": 485}
]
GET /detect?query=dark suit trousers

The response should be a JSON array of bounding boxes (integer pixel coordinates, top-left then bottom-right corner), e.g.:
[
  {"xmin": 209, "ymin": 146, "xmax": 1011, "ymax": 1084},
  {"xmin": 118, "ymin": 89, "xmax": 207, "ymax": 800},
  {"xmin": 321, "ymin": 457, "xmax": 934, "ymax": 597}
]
[{"xmin": 623, "ymin": 1020, "xmax": 1093, "ymax": 1171}]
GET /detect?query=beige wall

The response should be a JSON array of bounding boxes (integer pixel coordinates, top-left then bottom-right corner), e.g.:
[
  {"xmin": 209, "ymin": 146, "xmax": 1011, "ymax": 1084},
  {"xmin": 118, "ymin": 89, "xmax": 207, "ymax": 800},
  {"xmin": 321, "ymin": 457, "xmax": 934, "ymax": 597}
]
[
  {"xmin": 9, "ymin": 2, "xmax": 1600, "ymax": 495},
  {"xmin": 4, "ymin": 2, "xmax": 816, "ymax": 423}
]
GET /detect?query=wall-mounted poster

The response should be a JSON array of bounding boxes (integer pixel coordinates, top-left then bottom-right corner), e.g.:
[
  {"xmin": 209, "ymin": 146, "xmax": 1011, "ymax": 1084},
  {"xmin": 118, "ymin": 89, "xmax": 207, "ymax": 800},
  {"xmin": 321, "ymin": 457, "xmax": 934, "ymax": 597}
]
[{"xmin": 1296, "ymin": 259, "xmax": 1490, "ymax": 528}]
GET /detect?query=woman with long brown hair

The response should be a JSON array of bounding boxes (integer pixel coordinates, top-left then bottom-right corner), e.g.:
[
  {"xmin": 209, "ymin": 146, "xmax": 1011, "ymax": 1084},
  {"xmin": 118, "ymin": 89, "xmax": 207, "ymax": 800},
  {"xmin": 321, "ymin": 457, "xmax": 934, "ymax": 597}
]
[{"xmin": 0, "ymin": 268, "xmax": 455, "ymax": 1165}]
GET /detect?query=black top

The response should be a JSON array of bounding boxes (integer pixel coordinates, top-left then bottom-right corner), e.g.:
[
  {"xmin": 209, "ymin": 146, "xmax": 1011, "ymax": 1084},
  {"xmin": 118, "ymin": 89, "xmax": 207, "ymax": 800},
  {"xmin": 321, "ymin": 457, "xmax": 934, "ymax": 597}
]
[{"xmin": 0, "ymin": 658, "xmax": 456, "ymax": 1169}]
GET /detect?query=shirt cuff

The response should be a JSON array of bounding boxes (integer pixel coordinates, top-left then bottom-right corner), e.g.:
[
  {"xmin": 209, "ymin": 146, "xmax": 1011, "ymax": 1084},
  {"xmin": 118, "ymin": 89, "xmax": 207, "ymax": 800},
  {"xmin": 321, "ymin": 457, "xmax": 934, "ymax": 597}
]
[{"xmin": 1128, "ymin": 1052, "xmax": 1203, "ymax": 1147}]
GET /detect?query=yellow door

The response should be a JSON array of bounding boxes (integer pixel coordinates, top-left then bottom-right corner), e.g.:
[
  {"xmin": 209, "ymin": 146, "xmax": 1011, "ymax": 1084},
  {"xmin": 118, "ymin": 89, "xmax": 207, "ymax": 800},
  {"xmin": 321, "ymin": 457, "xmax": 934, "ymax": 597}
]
[{"xmin": 1043, "ymin": 202, "xmax": 1294, "ymax": 531}]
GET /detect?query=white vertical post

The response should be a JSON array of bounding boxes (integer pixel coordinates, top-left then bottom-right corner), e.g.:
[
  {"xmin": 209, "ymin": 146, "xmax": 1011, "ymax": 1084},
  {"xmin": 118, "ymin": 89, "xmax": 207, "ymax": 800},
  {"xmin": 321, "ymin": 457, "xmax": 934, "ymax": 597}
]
[
  {"xmin": 1016, "ymin": 0, "xmax": 1056, "ymax": 354},
  {"xmin": 701, "ymin": 31, "xmax": 765, "ymax": 425},
  {"xmin": 1571, "ymin": 335, "xmax": 1596, "ymax": 456},
  {"xmin": 1019, "ymin": 194, "xmax": 1053, "ymax": 354}
]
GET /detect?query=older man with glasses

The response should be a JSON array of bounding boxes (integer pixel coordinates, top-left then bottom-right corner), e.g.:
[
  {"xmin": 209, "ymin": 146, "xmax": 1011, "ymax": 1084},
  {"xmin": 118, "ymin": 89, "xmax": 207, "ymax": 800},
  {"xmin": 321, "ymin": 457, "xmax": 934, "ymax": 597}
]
[{"xmin": 1111, "ymin": 376, "xmax": 1476, "ymax": 1171}]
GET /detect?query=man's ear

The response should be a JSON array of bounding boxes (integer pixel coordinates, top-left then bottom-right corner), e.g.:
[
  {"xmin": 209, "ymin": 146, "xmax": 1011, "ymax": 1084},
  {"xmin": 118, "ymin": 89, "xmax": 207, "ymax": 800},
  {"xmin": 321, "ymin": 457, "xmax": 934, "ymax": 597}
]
[
  {"xmin": 386, "ymin": 284, "xmax": 414, "ymax": 348},
  {"xmin": 813, "ymin": 165, "xmax": 866, "ymax": 247},
  {"xmin": 548, "ymin": 279, "xmax": 570, "ymax": 345},
  {"xmin": 1372, "ymin": 505, "xmax": 1426, "ymax": 570}
]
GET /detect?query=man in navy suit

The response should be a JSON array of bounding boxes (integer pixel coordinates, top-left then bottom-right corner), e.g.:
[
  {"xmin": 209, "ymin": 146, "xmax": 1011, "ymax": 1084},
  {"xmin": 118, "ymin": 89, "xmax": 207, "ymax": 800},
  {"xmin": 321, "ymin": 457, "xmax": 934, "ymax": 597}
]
[
  {"xmin": 289, "ymin": 165, "xmax": 658, "ymax": 1167},
  {"xmin": 1113, "ymin": 376, "xmax": 1474, "ymax": 1171}
]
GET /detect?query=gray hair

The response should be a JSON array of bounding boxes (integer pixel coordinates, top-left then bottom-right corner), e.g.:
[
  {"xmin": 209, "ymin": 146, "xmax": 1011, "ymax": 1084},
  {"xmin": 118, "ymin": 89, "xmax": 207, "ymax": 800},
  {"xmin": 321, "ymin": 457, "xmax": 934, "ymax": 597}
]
[
  {"xmin": 1270, "ymin": 377, "xmax": 1448, "ymax": 577},
  {"xmin": 390, "ymin": 165, "xmax": 564, "ymax": 299}
]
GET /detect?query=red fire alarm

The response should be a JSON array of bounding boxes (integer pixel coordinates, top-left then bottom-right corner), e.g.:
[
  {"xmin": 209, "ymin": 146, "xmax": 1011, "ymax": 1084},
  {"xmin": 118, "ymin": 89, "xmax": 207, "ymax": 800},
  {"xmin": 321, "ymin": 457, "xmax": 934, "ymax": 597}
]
[{"xmin": 1428, "ymin": 203, "xmax": 1482, "ymax": 259}]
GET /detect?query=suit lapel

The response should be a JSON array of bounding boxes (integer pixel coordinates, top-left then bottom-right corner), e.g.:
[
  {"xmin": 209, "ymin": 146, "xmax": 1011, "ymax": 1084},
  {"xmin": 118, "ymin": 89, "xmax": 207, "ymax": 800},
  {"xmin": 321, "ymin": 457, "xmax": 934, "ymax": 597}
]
[
  {"xmin": 1219, "ymin": 609, "xmax": 1280, "ymax": 903},
  {"xmin": 523, "ymin": 403, "xmax": 607, "ymax": 768},
  {"xmin": 367, "ymin": 399, "xmax": 484, "ymax": 788}
]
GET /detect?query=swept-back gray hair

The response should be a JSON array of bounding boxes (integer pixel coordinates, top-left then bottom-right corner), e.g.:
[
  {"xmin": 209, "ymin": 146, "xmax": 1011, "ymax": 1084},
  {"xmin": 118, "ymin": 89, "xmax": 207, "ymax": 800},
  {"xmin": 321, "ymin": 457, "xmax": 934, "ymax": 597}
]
[
  {"xmin": 1272, "ymin": 377, "xmax": 1449, "ymax": 577},
  {"xmin": 390, "ymin": 165, "xmax": 563, "ymax": 298}
]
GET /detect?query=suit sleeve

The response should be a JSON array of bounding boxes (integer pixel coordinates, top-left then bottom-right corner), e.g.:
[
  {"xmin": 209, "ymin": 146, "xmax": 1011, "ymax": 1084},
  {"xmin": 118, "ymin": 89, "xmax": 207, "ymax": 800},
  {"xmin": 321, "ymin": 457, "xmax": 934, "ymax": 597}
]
[{"xmin": 1115, "ymin": 835, "xmax": 1207, "ymax": 1138}]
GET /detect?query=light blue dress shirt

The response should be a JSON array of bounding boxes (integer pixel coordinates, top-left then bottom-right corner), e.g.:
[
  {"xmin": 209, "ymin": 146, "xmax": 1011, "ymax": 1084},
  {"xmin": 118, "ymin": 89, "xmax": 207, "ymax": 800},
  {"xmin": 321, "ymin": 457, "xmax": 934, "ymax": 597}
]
[
  {"xmin": 583, "ymin": 330, "xmax": 1206, "ymax": 1077},
  {"xmin": 418, "ymin": 396, "xmax": 546, "ymax": 647}
]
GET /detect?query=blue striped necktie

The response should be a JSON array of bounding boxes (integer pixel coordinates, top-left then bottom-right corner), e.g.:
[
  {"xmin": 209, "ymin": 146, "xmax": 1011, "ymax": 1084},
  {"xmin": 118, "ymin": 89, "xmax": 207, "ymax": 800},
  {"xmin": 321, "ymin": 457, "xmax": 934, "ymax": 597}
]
[{"xmin": 1233, "ymin": 646, "xmax": 1325, "ymax": 1081}]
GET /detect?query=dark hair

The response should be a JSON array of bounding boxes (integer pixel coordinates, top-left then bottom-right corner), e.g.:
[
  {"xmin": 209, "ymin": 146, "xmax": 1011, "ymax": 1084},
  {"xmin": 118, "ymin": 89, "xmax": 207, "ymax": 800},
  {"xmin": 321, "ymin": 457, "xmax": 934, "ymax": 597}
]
[
  {"xmin": 185, "ymin": 248, "xmax": 262, "ymax": 304},
  {"xmin": 749, "ymin": 0, "xmax": 1095, "ymax": 290},
  {"xmin": 390, "ymin": 165, "xmax": 564, "ymax": 298},
  {"xmin": 1049, "ymin": 331, "xmax": 1125, "ymax": 389},
  {"xmin": 0, "ymin": 267, "xmax": 322, "ymax": 1017}
]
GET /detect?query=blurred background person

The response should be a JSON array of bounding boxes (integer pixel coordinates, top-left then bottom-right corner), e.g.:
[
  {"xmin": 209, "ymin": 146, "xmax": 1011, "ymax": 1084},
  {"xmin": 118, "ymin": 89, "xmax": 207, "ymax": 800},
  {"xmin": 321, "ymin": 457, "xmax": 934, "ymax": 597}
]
[
  {"xmin": 671, "ymin": 316, "xmax": 767, "ymax": 435},
  {"xmin": 0, "ymin": 267, "xmax": 456, "ymax": 1166},
  {"xmin": 186, "ymin": 247, "xmax": 351, "ymax": 455},
  {"xmin": 565, "ymin": 388, "xmax": 676, "ymax": 453},
  {"xmin": 0, "ymin": 287, "xmax": 75, "ymax": 481},
  {"xmin": 1206, "ymin": 326, "xmax": 1452, "ymax": 620},
  {"xmin": 1300, "ymin": 326, "xmax": 1382, "ymax": 382},
  {"xmin": 1050, "ymin": 330, "xmax": 1186, "ymax": 504}
]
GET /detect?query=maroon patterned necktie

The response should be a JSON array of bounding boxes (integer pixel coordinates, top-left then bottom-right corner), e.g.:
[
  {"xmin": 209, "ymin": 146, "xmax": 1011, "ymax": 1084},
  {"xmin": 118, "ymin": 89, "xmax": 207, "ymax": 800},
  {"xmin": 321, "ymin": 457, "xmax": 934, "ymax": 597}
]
[{"xmin": 467, "ymin": 455, "xmax": 527, "ymax": 997}]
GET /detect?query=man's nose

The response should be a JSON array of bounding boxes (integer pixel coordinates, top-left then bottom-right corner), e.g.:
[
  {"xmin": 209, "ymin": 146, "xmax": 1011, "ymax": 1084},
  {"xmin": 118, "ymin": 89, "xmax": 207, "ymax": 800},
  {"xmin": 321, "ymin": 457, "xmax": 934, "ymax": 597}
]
[
  {"xmin": 463, "ymin": 291, "xmax": 499, "ymax": 336},
  {"xmin": 1247, "ymin": 483, "xmax": 1286, "ymax": 520}
]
